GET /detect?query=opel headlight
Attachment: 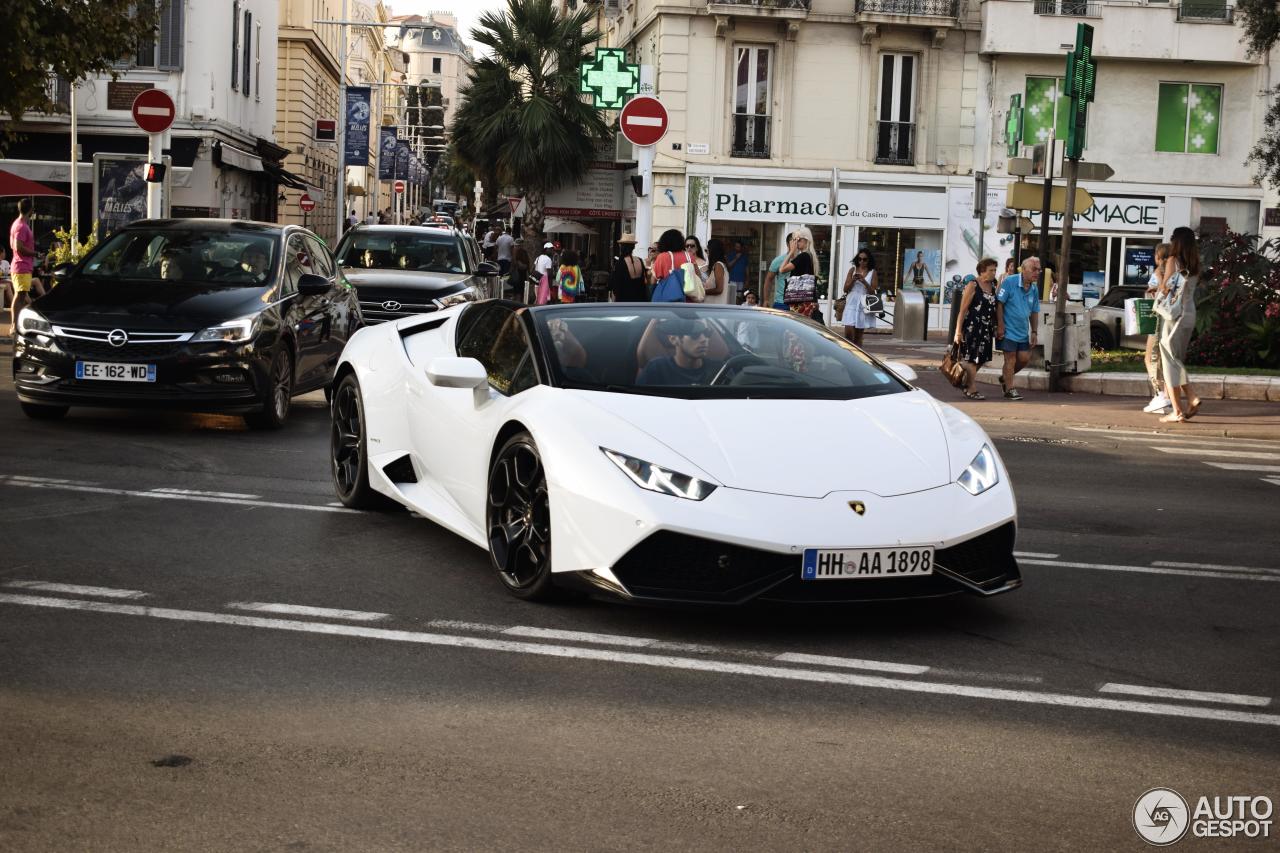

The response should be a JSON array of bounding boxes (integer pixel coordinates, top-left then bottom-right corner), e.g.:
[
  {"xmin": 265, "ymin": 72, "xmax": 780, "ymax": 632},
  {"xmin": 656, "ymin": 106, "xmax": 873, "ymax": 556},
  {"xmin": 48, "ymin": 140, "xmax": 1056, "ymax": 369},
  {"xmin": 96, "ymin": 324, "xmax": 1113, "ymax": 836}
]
[
  {"xmin": 17, "ymin": 309, "xmax": 52, "ymax": 336},
  {"xmin": 602, "ymin": 448, "xmax": 717, "ymax": 501},
  {"xmin": 957, "ymin": 444, "xmax": 1000, "ymax": 496},
  {"xmin": 191, "ymin": 317, "xmax": 258, "ymax": 343},
  {"xmin": 434, "ymin": 288, "xmax": 476, "ymax": 309}
]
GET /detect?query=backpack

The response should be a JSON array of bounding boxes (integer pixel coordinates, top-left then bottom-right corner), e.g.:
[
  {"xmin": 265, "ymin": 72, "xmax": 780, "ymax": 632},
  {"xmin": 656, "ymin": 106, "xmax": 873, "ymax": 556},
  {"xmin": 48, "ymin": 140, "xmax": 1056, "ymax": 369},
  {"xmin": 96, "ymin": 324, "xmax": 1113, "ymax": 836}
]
[{"xmin": 651, "ymin": 252, "xmax": 686, "ymax": 303}]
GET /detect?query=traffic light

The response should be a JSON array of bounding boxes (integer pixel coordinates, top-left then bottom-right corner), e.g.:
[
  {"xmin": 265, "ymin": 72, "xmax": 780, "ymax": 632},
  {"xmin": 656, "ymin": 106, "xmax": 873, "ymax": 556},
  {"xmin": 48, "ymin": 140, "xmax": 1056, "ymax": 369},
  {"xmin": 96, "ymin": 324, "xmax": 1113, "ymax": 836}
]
[
  {"xmin": 144, "ymin": 162, "xmax": 166, "ymax": 183},
  {"xmin": 630, "ymin": 174, "xmax": 645, "ymax": 197},
  {"xmin": 1062, "ymin": 23, "xmax": 1096, "ymax": 160}
]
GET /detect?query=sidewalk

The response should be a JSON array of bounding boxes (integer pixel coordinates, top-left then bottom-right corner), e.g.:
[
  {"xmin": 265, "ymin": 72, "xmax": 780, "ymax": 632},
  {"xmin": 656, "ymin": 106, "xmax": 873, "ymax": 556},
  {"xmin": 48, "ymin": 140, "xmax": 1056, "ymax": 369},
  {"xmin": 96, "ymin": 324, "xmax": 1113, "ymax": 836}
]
[{"xmin": 861, "ymin": 333, "xmax": 1280, "ymax": 440}]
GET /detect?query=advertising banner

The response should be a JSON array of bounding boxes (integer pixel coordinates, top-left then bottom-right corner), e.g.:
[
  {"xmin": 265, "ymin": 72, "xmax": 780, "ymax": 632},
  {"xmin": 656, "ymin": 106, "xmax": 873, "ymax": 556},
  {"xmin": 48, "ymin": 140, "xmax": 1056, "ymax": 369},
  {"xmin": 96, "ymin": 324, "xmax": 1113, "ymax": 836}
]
[
  {"xmin": 395, "ymin": 142, "xmax": 411, "ymax": 180},
  {"xmin": 344, "ymin": 87, "xmax": 371, "ymax": 167},
  {"xmin": 92, "ymin": 154, "xmax": 166, "ymax": 240},
  {"xmin": 1124, "ymin": 246, "xmax": 1156, "ymax": 286},
  {"xmin": 944, "ymin": 187, "xmax": 1012, "ymax": 289},
  {"xmin": 378, "ymin": 127, "xmax": 397, "ymax": 180}
]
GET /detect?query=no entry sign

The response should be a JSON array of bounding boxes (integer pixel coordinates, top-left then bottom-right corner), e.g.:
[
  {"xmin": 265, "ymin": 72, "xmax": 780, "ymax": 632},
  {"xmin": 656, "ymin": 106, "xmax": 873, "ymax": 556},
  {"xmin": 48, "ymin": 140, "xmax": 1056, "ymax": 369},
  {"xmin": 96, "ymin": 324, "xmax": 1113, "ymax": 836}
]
[
  {"xmin": 132, "ymin": 89, "xmax": 175, "ymax": 134},
  {"xmin": 299, "ymin": 193, "xmax": 316, "ymax": 212},
  {"xmin": 394, "ymin": 180, "xmax": 406, "ymax": 194},
  {"xmin": 619, "ymin": 96, "xmax": 668, "ymax": 148}
]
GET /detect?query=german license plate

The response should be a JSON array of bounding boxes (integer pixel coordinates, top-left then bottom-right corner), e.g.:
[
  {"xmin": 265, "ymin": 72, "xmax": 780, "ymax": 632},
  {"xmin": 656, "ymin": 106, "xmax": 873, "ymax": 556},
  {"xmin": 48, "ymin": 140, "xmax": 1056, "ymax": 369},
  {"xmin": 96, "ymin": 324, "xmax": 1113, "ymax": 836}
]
[
  {"xmin": 75, "ymin": 361, "xmax": 156, "ymax": 382},
  {"xmin": 801, "ymin": 547, "xmax": 935, "ymax": 580}
]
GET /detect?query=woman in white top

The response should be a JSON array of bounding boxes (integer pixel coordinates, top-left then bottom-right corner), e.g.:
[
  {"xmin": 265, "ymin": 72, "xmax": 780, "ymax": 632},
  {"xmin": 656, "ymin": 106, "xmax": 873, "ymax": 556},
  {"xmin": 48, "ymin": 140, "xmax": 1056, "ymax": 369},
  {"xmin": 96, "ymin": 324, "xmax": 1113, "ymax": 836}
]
[
  {"xmin": 840, "ymin": 250, "xmax": 878, "ymax": 346},
  {"xmin": 701, "ymin": 238, "xmax": 731, "ymax": 305}
]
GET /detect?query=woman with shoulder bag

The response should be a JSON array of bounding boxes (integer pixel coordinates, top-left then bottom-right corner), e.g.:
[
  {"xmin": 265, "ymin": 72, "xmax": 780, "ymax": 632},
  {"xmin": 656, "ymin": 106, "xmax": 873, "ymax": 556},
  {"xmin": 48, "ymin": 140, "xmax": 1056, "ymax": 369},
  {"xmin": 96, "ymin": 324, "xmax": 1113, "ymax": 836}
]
[
  {"xmin": 1155, "ymin": 227, "xmax": 1202, "ymax": 423},
  {"xmin": 650, "ymin": 229, "xmax": 696, "ymax": 302},
  {"xmin": 780, "ymin": 226, "xmax": 819, "ymax": 318},
  {"xmin": 951, "ymin": 259, "xmax": 1000, "ymax": 400},
  {"xmin": 840, "ymin": 250, "xmax": 878, "ymax": 346},
  {"xmin": 701, "ymin": 238, "xmax": 731, "ymax": 305}
]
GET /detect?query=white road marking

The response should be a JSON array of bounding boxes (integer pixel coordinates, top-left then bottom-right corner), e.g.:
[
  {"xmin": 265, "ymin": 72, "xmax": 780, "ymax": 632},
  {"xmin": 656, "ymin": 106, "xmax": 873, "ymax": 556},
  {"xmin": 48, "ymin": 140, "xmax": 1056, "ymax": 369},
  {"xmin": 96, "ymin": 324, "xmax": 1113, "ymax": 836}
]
[
  {"xmin": 9, "ymin": 474, "xmax": 98, "ymax": 486},
  {"xmin": 773, "ymin": 652, "xmax": 929, "ymax": 675},
  {"xmin": 1152, "ymin": 447, "xmax": 1280, "ymax": 460},
  {"xmin": 1014, "ymin": 550, "xmax": 1059, "ymax": 559},
  {"xmin": 0, "ymin": 476, "xmax": 359, "ymax": 514},
  {"xmin": 1067, "ymin": 432, "xmax": 1280, "ymax": 450},
  {"xmin": 1067, "ymin": 427, "xmax": 1280, "ymax": 447},
  {"xmin": 503, "ymin": 626, "xmax": 656, "ymax": 647},
  {"xmin": 1204, "ymin": 462, "xmax": 1280, "ymax": 473},
  {"xmin": 3, "ymin": 580, "xmax": 148, "ymax": 599},
  {"xmin": 427, "ymin": 619, "xmax": 509, "ymax": 632},
  {"xmin": 1266, "ymin": 477, "xmax": 1280, "ymax": 487},
  {"xmin": 4, "ymin": 592, "xmax": 1279, "ymax": 727},
  {"xmin": 1098, "ymin": 683, "xmax": 1271, "ymax": 708},
  {"xmin": 225, "ymin": 602, "xmax": 389, "ymax": 622},
  {"xmin": 1019, "ymin": 558, "xmax": 1280, "ymax": 583},
  {"xmin": 1152, "ymin": 561, "xmax": 1280, "ymax": 577},
  {"xmin": 152, "ymin": 488, "xmax": 261, "ymax": 499}
]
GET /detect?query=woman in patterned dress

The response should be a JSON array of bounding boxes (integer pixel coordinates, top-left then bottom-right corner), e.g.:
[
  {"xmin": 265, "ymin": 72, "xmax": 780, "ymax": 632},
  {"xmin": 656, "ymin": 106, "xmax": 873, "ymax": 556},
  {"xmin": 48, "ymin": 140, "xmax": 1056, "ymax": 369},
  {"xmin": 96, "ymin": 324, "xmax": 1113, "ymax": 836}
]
[{"xmin": 952, "ymin": 258, "xmax": 1000, "ymax": 399}]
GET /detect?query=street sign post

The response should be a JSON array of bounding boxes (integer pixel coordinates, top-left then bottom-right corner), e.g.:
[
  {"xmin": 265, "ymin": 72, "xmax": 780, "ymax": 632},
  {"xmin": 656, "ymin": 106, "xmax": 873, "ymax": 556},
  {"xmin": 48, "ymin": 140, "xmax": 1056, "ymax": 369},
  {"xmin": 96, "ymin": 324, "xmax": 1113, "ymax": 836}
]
[
  {"xmin": 974, "ymin": 171, "xmax": 988, "ymax": 261},
  {"xmin": 1074, "ymin": 161, "xmax": 1115, "ymax": 182},
  {"xmin": 620, "ymin": 95, "xmax": 668, "ymax": 248},
  {"xmin": 578, "ymin": 48, "xmax": 639, "ymax": 109},
  {"xmin": 131, "ymin": 89, "xmax": 175, "ymax": 219},
  {"xmin": 393, "ymin": 180, "xmax": 405, "ymax": 194},
  {"xmin": 1006, "ymin": 182, "xmax": 1095, "ymax": 213}
]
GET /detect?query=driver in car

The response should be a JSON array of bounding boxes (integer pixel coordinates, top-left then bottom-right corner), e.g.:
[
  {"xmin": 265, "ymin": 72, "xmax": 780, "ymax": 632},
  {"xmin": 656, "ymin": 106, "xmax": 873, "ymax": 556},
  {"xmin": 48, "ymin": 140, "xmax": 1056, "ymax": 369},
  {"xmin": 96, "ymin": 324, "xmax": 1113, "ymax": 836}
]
[
  {"xmin": 636, "ymin": 319, "xmax": 725, "ymax": 386},
  {"xmin": 426, "ymin": 245, "xmax": 453, "ymax": 271},
  {"xmin": 240, "ymin": 244, "xmax": 271, "ymax": 281}
]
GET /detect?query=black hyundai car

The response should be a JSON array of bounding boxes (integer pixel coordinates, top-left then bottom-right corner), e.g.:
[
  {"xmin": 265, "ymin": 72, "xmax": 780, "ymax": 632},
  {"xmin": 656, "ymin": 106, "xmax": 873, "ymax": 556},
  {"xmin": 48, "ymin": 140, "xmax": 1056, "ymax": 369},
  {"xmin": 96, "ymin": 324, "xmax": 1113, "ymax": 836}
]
[
  {"xmin": 13, "ymin": 219, "xmax": 360, "ymax": 429},
  {"xmin": 333, "ymin": 224, "xmax": 500, "ymax": 323}
]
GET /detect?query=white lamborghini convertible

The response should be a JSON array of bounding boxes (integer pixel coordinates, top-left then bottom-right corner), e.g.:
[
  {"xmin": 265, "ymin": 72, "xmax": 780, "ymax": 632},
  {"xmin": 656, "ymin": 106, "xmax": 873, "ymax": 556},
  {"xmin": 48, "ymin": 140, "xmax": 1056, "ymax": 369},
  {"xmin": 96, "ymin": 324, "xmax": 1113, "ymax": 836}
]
[{"xmin": 329, "ymin": 301, "xmax": 1021, "ymax": 604}]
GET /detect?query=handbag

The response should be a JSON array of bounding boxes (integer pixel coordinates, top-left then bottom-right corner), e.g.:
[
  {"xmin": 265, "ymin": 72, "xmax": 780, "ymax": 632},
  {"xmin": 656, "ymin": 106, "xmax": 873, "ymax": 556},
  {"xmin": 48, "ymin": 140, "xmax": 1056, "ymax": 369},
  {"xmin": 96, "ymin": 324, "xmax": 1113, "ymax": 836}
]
[
  {"xmin": 784, "ymin": 274, "xmax": 817, "ymax": 304},
  {"xmin": 682, "ymin": 261, "xmax": 706, "ymax": 302},
  {"xmin": 651, "ymin": 252, "xmax": 686, "ymax": 303},
  {"xmin": 940, "ymin": 344, "xmax": 966, "ymax": 387}
]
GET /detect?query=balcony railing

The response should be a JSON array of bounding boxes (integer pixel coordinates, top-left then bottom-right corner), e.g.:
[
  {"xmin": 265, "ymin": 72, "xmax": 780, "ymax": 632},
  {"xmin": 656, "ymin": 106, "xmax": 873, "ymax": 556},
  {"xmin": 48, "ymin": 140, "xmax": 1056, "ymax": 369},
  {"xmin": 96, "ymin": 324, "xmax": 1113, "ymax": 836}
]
[
  {"xmin": 1177, "ymin": 2, "xmax": 1233, "ymax": 21},
  {"xmin": 710, "ymin": 0, "xmax": 811, "ymax": 8},
  {"xmin": 732, "ymin": 113, "xmax": 771, "ymax": 159},
  {"xmin": 856, "ymin": 0, "xmax": 958, "ymax": 15},
  {"xmin": 875, "ymin": 121, "xmax": 914, "ymax": 165},
  {"xmin": 1033, "ymin": 0, "xmax": 1102, "ymax": 16}
]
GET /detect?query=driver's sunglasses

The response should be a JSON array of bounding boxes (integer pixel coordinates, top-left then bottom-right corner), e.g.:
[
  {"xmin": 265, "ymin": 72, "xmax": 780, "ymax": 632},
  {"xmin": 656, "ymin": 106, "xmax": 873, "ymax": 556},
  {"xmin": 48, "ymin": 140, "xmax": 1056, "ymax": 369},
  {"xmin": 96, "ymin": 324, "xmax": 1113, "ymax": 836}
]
[{"xmin": 683, "ymin": 324, "xmax": 710, "ymax": 338}]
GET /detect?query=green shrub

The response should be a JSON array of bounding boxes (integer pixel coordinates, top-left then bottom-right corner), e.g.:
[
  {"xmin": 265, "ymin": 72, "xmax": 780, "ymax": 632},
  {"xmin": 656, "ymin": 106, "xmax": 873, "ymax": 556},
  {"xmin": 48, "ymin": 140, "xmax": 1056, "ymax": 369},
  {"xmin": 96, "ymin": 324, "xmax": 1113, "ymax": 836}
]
[{"xmin": 1190, "ymin": 231, "xmax": 1280, "ymax": 368}]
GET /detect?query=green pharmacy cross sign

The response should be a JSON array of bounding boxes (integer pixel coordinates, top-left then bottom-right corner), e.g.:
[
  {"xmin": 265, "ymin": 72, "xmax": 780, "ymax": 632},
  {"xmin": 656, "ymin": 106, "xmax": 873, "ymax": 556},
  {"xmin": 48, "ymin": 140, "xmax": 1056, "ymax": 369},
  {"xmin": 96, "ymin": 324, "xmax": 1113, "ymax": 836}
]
[
  {"xmin": 1006, "ymin": 94, "xmax": 1023, "ymax": 158},
  {"xmin": 1062, "ymin": 23, "xmax": 1097, "ymax": 160},
  {"xmin": 579, "ymin": 48, "xmax": 639, "ymax": 110}
]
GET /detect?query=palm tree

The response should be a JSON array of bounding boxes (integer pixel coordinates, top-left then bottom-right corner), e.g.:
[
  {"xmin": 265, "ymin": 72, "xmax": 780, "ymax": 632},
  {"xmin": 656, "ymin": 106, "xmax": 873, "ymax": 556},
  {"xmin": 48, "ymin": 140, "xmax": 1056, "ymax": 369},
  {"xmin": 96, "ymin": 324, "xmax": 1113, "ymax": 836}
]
[{"xmin": 451, "ymin": 0, "xmax": 610, "ymax": 244}]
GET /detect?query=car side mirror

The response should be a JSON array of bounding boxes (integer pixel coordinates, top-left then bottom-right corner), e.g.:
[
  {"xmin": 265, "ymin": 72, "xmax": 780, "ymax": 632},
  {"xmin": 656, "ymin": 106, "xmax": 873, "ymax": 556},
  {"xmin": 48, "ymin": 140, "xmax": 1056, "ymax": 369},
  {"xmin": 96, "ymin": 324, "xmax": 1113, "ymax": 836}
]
[
  {"xmin": 52, "ymin": 263, "xmax": 75, "ymax": 282},
  {"xmin": 297, "ymin": 273, "xmax": 330, "ymax": 296},
  {"xmin": 426, "ymin": 356, "xmax": 490, "ymax": 406},
  {"xmin": 476, "ymin": 261, "xmax": 500, "ymax": 277},
  {"xmin": 883, "ymin": 361, "xmax": 918, "ymax": 383}
]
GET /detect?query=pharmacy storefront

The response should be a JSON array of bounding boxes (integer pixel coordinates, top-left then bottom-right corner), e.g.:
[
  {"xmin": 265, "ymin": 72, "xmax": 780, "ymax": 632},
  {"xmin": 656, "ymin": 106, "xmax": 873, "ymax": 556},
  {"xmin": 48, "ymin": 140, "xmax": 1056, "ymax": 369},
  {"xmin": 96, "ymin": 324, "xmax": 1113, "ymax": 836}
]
[{"xmin": 689, "ymin": 172, "xmax": 948, "ymax": 322}]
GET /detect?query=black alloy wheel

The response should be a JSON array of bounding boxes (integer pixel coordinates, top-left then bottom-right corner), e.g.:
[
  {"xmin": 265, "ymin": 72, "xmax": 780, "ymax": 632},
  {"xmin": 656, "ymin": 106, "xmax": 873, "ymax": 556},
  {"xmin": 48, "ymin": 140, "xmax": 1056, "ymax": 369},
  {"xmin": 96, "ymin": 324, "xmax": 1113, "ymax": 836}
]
[
  {"xmin": 1090, "ymin": 323, "xmax": 1114, "ymax": 352},
  {"xmin": 330, "ymin": 373, "xmax": 391, "ymax": 509},
  {"xmin": 19, "ymin": 402, "xmax": 69, "ymax": 420},
  {"xmin": 245, "ymin": 347, "xmax": 293, "ymax": 430},
  {"xmin": 487, "ymin": 433, "xmax": 557, "ymax": 601}
]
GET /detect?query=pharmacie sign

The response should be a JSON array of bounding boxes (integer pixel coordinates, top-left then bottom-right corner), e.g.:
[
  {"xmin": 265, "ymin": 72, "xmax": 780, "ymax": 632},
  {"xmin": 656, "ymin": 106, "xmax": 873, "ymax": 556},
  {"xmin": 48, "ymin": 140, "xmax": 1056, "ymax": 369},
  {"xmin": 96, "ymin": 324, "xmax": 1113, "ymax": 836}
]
[
  {"xmin": 1031, "ymin": 195, "xmax": 1164, "ymax": 233},
  {"xmin": 710, "ymin": 181, "xmax": 946, "ymax": 227}
]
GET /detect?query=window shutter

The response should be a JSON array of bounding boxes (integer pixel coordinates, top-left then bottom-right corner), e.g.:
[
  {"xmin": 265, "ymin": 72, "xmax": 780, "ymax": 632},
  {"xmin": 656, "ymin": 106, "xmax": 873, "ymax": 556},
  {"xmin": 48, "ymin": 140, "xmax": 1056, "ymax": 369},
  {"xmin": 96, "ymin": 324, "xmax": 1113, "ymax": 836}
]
[
  {"xmin": 231, "ymin": 1, "xmax": 240, "ymax": 91},
  {"xmin": 158, "ymin": 0, "xmax": 184, "ymax": 70},
  {"xmin": 243, "ymin": 11, "xmax": 253, "ymax": 98}
]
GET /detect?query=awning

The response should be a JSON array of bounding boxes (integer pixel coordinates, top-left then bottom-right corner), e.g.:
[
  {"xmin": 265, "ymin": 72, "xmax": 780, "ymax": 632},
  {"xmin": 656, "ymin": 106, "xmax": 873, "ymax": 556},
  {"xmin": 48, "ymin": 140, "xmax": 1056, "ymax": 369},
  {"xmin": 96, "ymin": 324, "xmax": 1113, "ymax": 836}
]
[
  {"xmin": 0, "ymin": 168, "xmax": 67, "ymax": 198},
  {"xmin": 213, "ymin": 141, "xmax": 264, "ymax": 173},
  {"xmin": 543, "ymin": 217, "xmax": 595, "ymax": 235},
  {"xmin": 264, "ymin": 162, "xmax": 308, "ymax": 190}
]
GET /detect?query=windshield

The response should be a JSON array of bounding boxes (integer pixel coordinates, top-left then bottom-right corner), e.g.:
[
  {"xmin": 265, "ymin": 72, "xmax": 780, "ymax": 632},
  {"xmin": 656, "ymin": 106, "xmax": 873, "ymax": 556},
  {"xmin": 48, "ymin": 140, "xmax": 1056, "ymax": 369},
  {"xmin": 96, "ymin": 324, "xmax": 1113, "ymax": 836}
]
[
  {"xmin": 531, "ymin": 305, "xmax": 908, "ymax": 400},
  {"xmin": 80, "ymin": 229, "xmax": 278, "ymax": 285},
  {"xmin": 337, "ymin": 230, "xmax": 466, "ymax": 274}
]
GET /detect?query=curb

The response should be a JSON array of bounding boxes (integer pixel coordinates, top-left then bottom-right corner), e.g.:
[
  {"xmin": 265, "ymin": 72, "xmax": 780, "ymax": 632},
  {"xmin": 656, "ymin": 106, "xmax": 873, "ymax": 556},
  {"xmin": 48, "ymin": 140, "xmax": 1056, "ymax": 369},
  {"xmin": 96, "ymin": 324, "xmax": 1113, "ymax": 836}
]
[{"xmin": 973, "ymin": 367, "xmax": 1280, "ymax": 402}]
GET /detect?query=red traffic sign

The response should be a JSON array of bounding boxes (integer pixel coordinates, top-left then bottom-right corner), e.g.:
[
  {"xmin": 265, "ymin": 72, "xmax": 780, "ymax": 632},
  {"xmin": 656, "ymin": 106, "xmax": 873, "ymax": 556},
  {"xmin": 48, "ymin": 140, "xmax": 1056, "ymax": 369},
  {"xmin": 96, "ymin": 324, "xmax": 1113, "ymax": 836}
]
[
  {"xmin": 298, "ymin": 193, "xmax": 316, "ymax": 212},
  {"xmin": 393, "ymin": 180, "xmax": 406, "ymax": 194},
  {"xmin": 619, "ymin": 96, "xmax": 668, "ymax": 147},
  {"xmin": 131, "ymin": 89, "xmax": 175, "ymax": 134}
]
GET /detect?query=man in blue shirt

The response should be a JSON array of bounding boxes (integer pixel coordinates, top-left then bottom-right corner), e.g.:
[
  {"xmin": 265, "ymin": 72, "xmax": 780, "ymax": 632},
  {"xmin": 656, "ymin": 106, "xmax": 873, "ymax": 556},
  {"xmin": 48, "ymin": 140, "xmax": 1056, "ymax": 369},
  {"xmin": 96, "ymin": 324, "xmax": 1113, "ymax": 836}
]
[
  {"xmin": 995, "ymin": 256, "xmax": 1041, "ymax": 400},
  {"xmin": 762, "ymin": 233, "xmax": 795, "ymax": 307},
  {"xmin": 726, "ymin": 239, "xmax": 749, "ymax": 304}
]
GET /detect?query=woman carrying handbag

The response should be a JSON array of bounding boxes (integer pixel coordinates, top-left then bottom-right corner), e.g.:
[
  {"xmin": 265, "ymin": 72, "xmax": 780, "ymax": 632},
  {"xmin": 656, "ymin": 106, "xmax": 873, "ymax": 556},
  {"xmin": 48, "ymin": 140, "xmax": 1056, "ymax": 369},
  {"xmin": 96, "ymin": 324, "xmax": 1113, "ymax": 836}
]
[
  {"xmin": 1154, "ymin": 227, "xmax": 1202, "ymax": 423},
  {"xmin": 951, "ymin": 259, "xmax": 1000, "ymax": 400}
]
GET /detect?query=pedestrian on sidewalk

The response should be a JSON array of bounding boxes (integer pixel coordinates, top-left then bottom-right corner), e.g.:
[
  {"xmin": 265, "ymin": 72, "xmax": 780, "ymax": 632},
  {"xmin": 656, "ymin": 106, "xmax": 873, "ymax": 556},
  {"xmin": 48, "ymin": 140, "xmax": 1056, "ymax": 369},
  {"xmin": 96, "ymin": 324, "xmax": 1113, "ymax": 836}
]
[
  {"xmin": 1156, "ymin": 227, "xmax": 1202, "ymax": 423},
  {"xmin": 840, "ymin": 249, "xmax": 878, "ymax": 347},
  {"xmin": 1142, "ymin": 242, "xmax": 1172, "ymax": 414},
  {"xmin": 8, "ymin": 199, "xmax": 37, "ymax": 337},
  {"xmin": 995, "ymin": 256, "xmax": 1041, "ymax": 400},
  {"xmin": 725, "ymin": 239, "xmax": 749, "ymax": 306},
  {"xmin": 763, "ymin": 233, "xmax": 796, "ymax": 308},
  {"xmin": 952, "ymin": 259, "xmax": 1000, "ymax": 399}
]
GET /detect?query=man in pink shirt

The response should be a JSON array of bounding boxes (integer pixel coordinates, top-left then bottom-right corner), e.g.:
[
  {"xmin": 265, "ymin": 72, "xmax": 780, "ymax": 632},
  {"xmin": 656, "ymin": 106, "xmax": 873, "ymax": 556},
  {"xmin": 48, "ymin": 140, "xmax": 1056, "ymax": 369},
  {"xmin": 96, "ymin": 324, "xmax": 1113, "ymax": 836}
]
[{"xmin": 9, "ymin": 199, "xmax": 36, "ymax": 336}]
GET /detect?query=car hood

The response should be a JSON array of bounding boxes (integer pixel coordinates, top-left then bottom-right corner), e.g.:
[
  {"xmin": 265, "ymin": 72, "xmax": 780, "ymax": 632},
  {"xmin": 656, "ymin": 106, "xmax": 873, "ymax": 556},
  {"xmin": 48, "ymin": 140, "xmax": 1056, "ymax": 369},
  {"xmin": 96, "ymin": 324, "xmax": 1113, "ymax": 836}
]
[
  {"xmin": 574, "ymin": 390, "xmax": 951, "ymax": 498},
  {"xmin": 34, "ymin": 279, "xmax": 269, "ymax": 330},
  {"xmin": 341, "ymin": 268, "xmax": 470, "ymax": 294}
]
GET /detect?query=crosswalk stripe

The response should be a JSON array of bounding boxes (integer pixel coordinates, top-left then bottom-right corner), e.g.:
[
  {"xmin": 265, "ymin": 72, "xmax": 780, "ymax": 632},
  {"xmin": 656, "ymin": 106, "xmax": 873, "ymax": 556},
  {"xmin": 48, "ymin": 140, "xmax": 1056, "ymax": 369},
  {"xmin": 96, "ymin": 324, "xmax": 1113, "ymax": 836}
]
[
  {"xmin": 1204, "ymin": 462, "xmax": 1280, "ymax": 473},
  {"xmin": 1152, "ymin": 447, "xmax": 1280, "ymax": 460}
]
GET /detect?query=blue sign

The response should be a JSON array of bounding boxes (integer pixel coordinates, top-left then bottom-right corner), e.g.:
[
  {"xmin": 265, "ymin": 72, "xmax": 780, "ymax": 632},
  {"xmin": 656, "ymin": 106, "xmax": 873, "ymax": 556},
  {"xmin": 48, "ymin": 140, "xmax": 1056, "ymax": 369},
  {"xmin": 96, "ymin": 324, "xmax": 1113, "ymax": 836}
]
[
  {"xmin": 395, "ymin": 142, "xmax": 411, "ymax": 180},
  {"xmin": 344, "ymin": 87, "xmax": 371, "ymax": 167},
  {"xmin": 378, "ymin": 127, "xmax": 397, "ymax": 180}
]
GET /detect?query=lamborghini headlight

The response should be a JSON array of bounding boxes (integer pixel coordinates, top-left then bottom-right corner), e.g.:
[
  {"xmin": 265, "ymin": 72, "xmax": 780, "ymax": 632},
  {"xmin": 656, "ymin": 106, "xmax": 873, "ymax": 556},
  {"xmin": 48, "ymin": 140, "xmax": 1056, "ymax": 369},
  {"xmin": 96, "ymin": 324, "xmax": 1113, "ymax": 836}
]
[
  {"xmin": 956, "ymin": 444, "xmax": 1000, "ymax": 496},
  {"xmin": 602, "ymin": 448, "xmax": 717, "ymax": 501}
]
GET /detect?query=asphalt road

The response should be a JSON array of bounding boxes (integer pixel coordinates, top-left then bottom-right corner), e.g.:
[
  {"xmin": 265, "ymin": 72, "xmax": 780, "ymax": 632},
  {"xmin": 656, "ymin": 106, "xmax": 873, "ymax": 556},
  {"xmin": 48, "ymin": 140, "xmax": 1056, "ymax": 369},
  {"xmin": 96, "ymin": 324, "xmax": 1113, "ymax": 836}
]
[{"xmin": 1, "ymin": 362, "xmax": 1278, "ymax": 851}]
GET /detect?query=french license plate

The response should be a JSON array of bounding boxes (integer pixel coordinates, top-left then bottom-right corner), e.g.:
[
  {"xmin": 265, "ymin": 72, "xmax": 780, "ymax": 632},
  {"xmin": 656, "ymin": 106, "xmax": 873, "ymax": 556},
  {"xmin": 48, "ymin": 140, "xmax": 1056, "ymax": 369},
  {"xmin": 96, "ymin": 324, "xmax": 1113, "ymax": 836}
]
[
  {"xmin": 75, "ymin": 361, "xmax": 156, "ymax": 382},
  {"xmin": 801, "ymin": 547, "xmax": 935, "ymax": 580}
]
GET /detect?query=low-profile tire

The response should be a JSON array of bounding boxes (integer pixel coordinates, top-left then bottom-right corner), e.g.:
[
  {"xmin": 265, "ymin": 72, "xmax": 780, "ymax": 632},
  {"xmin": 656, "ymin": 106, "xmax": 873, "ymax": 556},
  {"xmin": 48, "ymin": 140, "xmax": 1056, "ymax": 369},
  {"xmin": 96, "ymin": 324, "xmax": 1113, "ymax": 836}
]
[
  {"xmin": 19, "ymin": 402, "xmax": 69, "ymax": 420},
  {"xmin": 330, "ymin": 373, "xmax": 395, "ymax": 510},
  {"xmin": 244, "ymin": 347, "xmax": 293, "ymax": 430},
  {"xmin": 487, "ymin": 432, "xmax": 558, "ymax": 601},
  {"xmin": 1090, "ymin": 323, "xmax": 1114, "ymax": 352}
]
